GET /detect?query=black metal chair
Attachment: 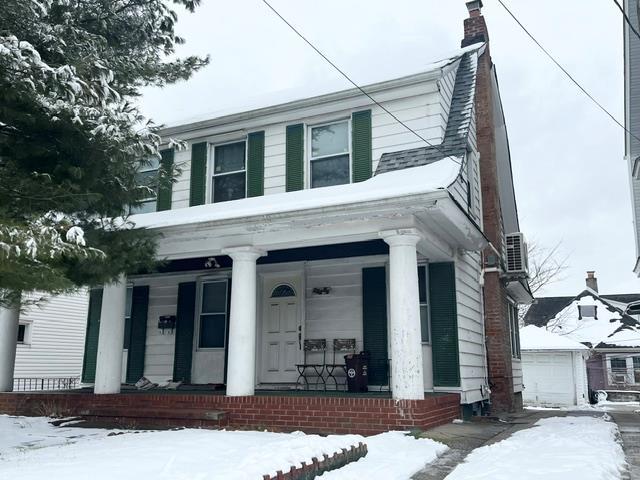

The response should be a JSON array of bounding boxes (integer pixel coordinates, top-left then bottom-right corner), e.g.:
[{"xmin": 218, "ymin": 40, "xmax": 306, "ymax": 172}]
[
  {"xmin": 295, "ymin": 339, "xmax": 327, "ymax": 390},
  {"xmin": 325, "ymin": 338, "xmax": 357, "ymax": 390}
]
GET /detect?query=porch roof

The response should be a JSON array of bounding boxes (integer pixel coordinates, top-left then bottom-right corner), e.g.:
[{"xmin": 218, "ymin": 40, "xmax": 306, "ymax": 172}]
[
  {"xmin": 131, "ymin": 158, "xmax": 461, "ymax": 230},
  {"xmin": 130, "ymin": 158, "xmax": 487, "ymax": 260}
]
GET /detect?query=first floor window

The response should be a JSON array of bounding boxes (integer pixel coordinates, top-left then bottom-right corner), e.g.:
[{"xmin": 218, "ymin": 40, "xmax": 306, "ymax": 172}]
[
  {"xmin": 633, "ymin": 357, "xmax": 640, "ymax": 384},
  {"xmin": 199, "ymin": 280, "xmax": 229, "ymax": 348},
  {"xmin": 17, "ymin": 324, "xmax": 26, "ymax": 344},
  {"xmin": 611, "ymin": 358, "xmax": 627, "ymax": 374},
  {"xmin": 418, "ymin": 266, "xmax": 430, "ymax": 343},
  {"xmin": 131, "ymin": 157, "xmax": 160, "ymax": 214},
  {"xmin": 508, "ymin": 303, "xmax": 520, "ymax": 358},
  {"xmin": 211, "ymin": 141, "xmax": 246, "ymax": 203},
  {"xmin": 309, "ymin": 120, "xmax": 350, "ymax": 188}
]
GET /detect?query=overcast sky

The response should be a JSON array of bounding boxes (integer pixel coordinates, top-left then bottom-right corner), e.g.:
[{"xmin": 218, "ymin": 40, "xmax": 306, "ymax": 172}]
[{"xmin": 140, "ymin": 0, "xmax": 636, "ymax": 297}]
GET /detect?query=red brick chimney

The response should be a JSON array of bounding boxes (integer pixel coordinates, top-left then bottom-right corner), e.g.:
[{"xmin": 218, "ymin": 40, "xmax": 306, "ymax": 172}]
[
  {"xmin": 462, "ymin": 0, "xmax": 489, "ymax": 47},
  {"xmin": 586, "ymin": 271, "xmax": 599, "ymax": 292},
  {"xmin": 462, "ymin": 2, "xmax": 521, "ymax": 414}
]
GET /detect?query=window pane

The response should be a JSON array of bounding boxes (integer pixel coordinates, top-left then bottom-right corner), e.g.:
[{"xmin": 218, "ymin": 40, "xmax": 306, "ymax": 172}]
[
  {"xmin": 611, "ymin": 358, "xmax": 627, "ymax": 371},
  {"xmin": 418, "ymin": 266, "xmax": 427, "ymax": 303},
  {"xmin": 130, "ymin": 199, "xmax": 157, "ymax": 215},
  {"xmin": 123, "ymin": 316, "xmax": 131, "ymax": 350},
  {"xmin": 311, "ymin": 155, "xmax": 350, "ymax": 188},
  {"xmin": 634, "ymin": 357, "xmax": 640, "ymax": 368},
  {"xmin": 199, "ymin": 314, "xmax": 226, "ymax": 348},
  {"xmin": 420, "ymin": 305, "xmax": 429, "ymax": 343},
  {"xmin": 311, "ymin": 122, "xmax": 349, "ymax": 158},
  {"xmin": 202, "ymin": 282, "xmax": 227, "ymax": 314},
  {"xmin": 213, "ymin": 172, "xmax": 246, "ymax": 203},
  {"xmin": 17, "ymin": 324, "xmax": 25, "ymax": 343},
  {"xmin": 215, "ymin": 142, "xmax": 245, "ymax": 174}
]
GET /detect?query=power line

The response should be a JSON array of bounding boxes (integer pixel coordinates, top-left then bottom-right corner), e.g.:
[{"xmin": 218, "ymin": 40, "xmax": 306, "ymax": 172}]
[
  {"xmin": 259, "ymin": 0, "xmax": 462, "ymax": 166},
  {"xmin": 496, "ymin": 0, "xmax": 640, "ymax": 145},
  {"xmin": 612, "ymin": 0, "xmax": 640, "ymax": 45}
]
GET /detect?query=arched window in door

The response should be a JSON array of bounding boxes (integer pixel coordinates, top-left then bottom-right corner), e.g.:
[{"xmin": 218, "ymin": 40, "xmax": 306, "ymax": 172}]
[{"xmin": 271, "ymin": 284, "xmax": 296, "ymax": 298}]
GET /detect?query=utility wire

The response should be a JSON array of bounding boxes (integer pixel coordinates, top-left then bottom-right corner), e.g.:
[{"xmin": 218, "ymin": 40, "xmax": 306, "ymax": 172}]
[
  {"xmin": 612, "ymin": 0, "xmax": 640, "ymax": 45},
  {"xmin": 496, "ymin": 0, "xmax": 640, "ymax": 145},
  {"xmin": 260, "ymin": 0, "xmax": 462, "ymax": 166}
]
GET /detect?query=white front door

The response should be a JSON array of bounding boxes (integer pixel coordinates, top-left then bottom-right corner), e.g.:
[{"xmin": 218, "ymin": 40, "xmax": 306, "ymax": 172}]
[{"xmin": 260, "ymin": 276, "xmax": 302, "ymax": 384}]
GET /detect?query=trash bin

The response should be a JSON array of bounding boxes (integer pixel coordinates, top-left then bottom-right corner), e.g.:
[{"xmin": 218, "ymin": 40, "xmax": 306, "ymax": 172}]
[{"xmin": 344, "ymin": 352, "xmax": 369, "ymax": 392}]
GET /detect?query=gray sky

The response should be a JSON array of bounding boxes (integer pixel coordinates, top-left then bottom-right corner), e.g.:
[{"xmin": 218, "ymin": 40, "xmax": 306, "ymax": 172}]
[{"xmin": 140, "ymin": 0, "xmax": 637, "ymax": 297}]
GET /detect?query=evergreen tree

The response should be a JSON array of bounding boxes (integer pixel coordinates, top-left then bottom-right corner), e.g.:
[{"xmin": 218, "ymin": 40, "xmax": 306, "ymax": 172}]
[{"xmin": 0, "ymin": 0, "xmax": 209, "ymax": 306}]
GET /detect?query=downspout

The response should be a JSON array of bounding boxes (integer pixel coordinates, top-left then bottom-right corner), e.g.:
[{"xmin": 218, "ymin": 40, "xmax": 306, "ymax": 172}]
[{"xmin": 478, "ymin": 260, "xmax": 492, "ymax": 406}]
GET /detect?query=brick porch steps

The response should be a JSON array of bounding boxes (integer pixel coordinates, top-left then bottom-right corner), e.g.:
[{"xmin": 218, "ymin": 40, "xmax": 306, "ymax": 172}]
[{"xmin": 0, "ymin": 391, "xmax": 461, "ymax": 435}]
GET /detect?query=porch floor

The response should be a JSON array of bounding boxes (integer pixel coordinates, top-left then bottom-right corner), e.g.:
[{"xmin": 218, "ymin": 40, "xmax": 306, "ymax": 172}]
[{"xmin": 0, "ymin": 389, "xmax": 460, "ymax": 435}]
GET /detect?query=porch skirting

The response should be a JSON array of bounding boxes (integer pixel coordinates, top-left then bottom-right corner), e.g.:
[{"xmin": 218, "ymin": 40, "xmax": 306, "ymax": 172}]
[{"xmin": 0, "ymin": 391, "xmax": 460, "ymax": 435}]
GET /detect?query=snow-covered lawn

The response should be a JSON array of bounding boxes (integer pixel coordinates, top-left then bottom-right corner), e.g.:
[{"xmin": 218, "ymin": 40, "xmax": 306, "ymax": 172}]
[
  {"xmin": 0, "ymin": 415, "xmax": 448, "ymax": 480},
  {"xmin": 445, "ymin": 415, "xmax": 626, "ymax": 480}
]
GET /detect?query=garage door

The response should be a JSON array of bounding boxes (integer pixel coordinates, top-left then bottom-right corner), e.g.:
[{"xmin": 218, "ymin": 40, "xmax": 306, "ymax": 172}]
[{"xmin": 522, "ymin": 352, "xmax": 576, "ymax": 407}]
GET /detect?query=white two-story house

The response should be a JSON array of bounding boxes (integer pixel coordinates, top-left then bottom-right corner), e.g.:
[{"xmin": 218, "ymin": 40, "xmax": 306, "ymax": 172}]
[{"xmin": 0, "ymin": 3, "xmax": 530, "ymax": 420}]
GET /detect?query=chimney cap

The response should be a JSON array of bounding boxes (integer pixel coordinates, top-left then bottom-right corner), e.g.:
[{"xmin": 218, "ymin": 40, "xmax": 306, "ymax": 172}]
[
  {"xmin": 466, "ymin": 0, "xmax": 484, "ymax": 14},
  {"xmin": 587, "ymin": 271, "xmax": 596, "ymax": 279}
]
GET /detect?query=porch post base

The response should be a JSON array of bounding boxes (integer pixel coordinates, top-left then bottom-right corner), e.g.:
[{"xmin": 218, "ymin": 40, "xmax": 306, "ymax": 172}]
[
  {"xmin": 0, "ymin": 299, "xmax": 21, "ymax": 392},
  {"xmin": 223, "ymin": 246, "xmax": 266, "ymax": 397},
  {"xmin": 94, "ymin": 274, "xmax": 127, "ymax": 394},
  {"xmin": 380, "ymin": 229, "xmax": 425, "ymax": 400}
]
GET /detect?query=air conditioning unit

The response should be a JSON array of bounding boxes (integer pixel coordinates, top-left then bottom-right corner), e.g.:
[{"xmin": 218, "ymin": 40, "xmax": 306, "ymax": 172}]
[{"xmin": 505, "ymin": 233, "xmax": 529, "ymax": 276}]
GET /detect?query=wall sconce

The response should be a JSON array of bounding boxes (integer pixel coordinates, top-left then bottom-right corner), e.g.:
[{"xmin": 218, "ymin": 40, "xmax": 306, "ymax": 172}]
[
  {"xmin": 312, "ymin": 287, "xmax": 332, "ymax": 295},
  {"xmin": 158, "ymin": 315, "xmax": 176, "ymax": 334},
  {"xmin": 205, "ymin": 257, "xmax": 221, "ymax": 269}
]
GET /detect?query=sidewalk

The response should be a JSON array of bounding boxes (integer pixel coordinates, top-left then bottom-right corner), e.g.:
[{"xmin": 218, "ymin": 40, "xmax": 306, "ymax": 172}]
[
  {"xmin": 609, "ymin": 411, "xmax": 640, "ymax": 480},
  {"xmin": 412, "ymin": 410, "xmax": 564, "ymax": 480}
]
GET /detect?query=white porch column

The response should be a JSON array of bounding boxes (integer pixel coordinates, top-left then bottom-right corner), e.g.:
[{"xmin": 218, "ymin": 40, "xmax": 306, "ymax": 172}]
[
  {"xmin": 223, "ymin": 246, "xmax": 265, "ymax": 397},
  {"xmin": 380, "ymin": 229, "xmax": 425, "ymax": 400},
  {"xmin": 0, "ymin": 298, "xmax": 21, "ymax": 392},
  {"xmin": 94, "ymin": 274, "xmax": 127, "ymax": 394}
]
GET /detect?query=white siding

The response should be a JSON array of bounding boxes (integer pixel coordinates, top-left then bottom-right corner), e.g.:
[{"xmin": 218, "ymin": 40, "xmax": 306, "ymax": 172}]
[
  {"xmin": 14, "ymin": 291, "xmax": 89, "ymax": 379},
  {"xmin": 158, "ymin": 73, "xmax": 449, "ymax": 205},
  {"xmin": 171, "ymin": 145, "xmax": 192, "ymax": 210},
  {"xmin": 512, "ymin": 357, "xmax": 523, "ymax": 393},
  {"xmin": 455, "ymin": 251, "xmax": 488, "ymax": 404}
]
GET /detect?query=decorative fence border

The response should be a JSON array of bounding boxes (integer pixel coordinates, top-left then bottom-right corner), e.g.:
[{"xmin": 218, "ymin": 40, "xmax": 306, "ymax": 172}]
[
  {"xmin": 13, "ymin": 377, "xmax": 80, "ymax": 392},
  {"xmin": 262, "ymin": 442, "xmax": 368, "ymax": 480}
]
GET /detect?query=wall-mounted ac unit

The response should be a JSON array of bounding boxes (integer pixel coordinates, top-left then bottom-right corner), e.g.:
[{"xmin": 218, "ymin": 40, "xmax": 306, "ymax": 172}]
[{"xmin": 505, "ymin": 233, "xmax": 529, "ymax": 276}]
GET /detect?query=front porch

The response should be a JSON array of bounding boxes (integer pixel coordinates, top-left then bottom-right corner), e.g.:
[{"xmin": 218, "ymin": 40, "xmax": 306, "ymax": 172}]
[{"xmin": 0, "ymin": 389, "xmax": 461, "ymax": 435}]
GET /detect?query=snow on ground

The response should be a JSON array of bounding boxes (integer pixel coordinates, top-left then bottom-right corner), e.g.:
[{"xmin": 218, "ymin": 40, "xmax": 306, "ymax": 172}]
[
  {"xmin": 0, "ymin": 415, "xmax": 112, "ymax": 455},
  {"xmin": 322, "ymin": 431, "xmax": 448, "ymax": 480},
  {"xmin": 445, "ymin": 416, "xmax": 626, "ymax": 480},
  {"xmin": 0, "ymin": 416, "xmax": 446, "ymax": 480}
]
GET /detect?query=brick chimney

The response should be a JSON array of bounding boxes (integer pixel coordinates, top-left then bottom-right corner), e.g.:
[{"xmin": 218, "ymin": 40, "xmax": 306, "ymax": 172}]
[
  {"xmin": 586, "ymin": 271, "xmax": 599, "ymax": 292},
  {"xmin": 462, "ymin": 1, "xmax": 489, "ymax": 47}
]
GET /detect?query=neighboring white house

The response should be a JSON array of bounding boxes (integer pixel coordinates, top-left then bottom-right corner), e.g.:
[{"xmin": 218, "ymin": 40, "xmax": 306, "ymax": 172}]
[
  {"xmin": 519, "ymin": 325, "xmax": 589, "ymax": 408},
  {"xmin": 14, "ymin": 291, "xmax": 89, "ymax": 391}
]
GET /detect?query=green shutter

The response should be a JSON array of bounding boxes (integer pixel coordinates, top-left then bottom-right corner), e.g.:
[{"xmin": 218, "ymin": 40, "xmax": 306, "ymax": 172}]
[
  {"xmin": 286, "ymin": 124, "xmax": 304, "ymax": 192},
  {"xmin": 189, "ymin": 142, "xmax": 207, "ymax": 206},
  {"xmin": 125, "ymin": 286, "xmax": 149, "ymax": 383},
  {"xmin": 352, "ymin": 110, "xmax": 372, "ymax": 183},
  {"xmin": 429, "ymin": 262, "xmax": 460, "ymax": 387},
  {"xmin": 173, "ymin": 282, "xmax": 196, "ymax": 383},
  {"xmin": 362, "ymin": 266, "xmax": 389, "ymax": 385},
  {"xmin": 81, "ymin": 289, "xmax": 102, "ymax": 383},
  {"xmin": 156, "ymin": 149, "xmax": 174, "ymax": 211},
  {"xmin": 247, "ymin": 131, "xmax": 265, "ymax": 197}
]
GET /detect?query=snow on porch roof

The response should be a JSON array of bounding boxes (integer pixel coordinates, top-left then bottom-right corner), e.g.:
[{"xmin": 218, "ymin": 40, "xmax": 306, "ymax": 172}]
[
  {"xmin": 520, "ymin": 325, "xmax": 588, "ymax": 351},
  {"xmin": 130, "ymin": 158, "xmax": 462, "ymax": 230}
]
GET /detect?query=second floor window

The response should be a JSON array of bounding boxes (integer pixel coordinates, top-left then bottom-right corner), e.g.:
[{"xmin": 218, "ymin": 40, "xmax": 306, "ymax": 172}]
[
  {"xmin": 310, "ymin": 120, "xmax": 350, "ymax": 188},
  {"xmin": 131, "ymin": 157, "xmax": 160, "ymax": 214},
  {"xmin": 211, "ymin": 141, "xmax": 246, "ymax": 203}
]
